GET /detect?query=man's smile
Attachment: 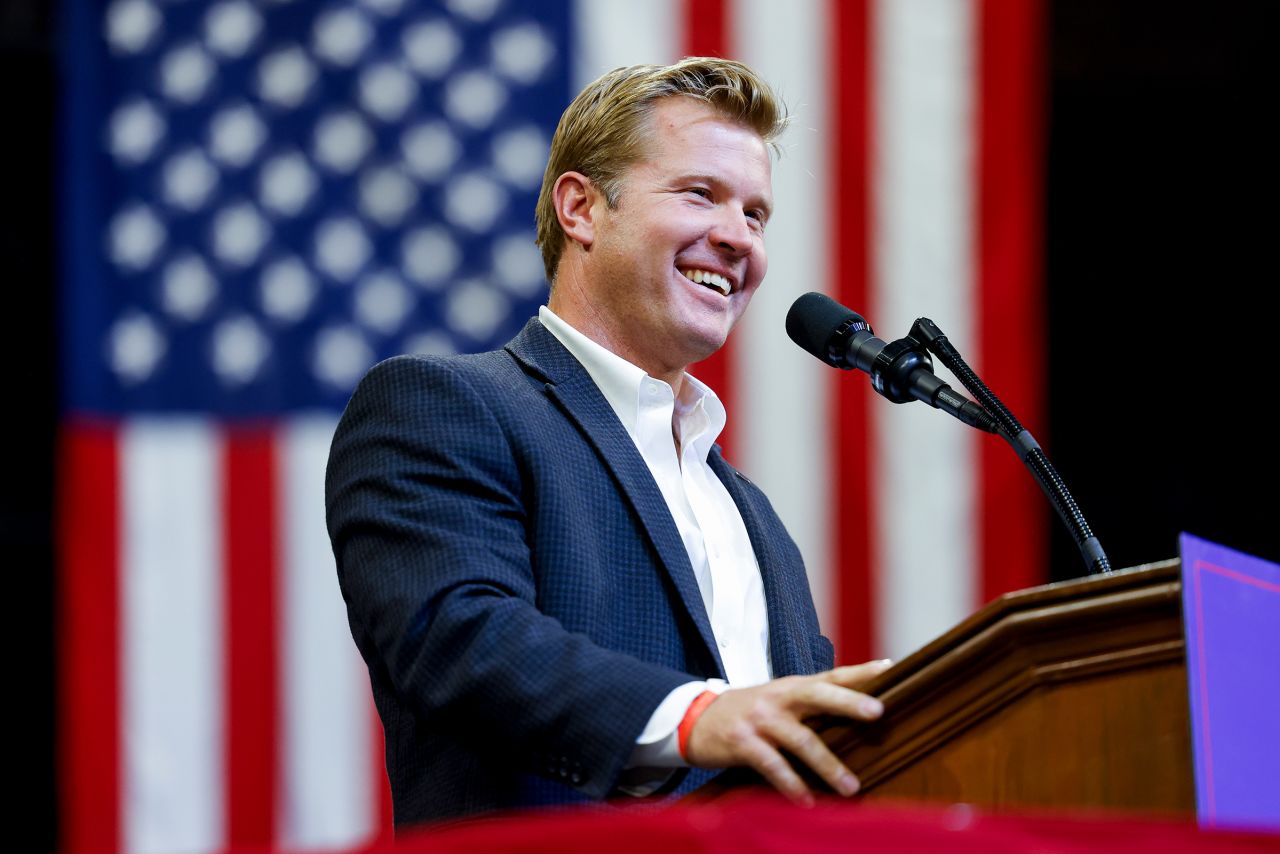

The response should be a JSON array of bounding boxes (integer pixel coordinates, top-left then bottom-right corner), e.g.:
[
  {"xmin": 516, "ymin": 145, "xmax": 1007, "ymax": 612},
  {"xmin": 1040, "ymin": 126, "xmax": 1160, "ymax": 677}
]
[{"xmin": 678, "ymin": 266, "xmax": 734, "ymax": 295}]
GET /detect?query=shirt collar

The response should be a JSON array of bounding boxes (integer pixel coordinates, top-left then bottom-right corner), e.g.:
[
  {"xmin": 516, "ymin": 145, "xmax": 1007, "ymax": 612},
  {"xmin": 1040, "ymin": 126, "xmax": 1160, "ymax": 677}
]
[{"xmin": 538, "ymin": 306, "xmax": 727, "ymax": 456}]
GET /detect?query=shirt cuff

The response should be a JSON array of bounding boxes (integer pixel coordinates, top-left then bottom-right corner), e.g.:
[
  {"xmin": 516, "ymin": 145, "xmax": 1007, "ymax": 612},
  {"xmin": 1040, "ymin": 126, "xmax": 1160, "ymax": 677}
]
[{"xmin": 616, "ymin": 679, "xmax": 728, "ymax": 797}]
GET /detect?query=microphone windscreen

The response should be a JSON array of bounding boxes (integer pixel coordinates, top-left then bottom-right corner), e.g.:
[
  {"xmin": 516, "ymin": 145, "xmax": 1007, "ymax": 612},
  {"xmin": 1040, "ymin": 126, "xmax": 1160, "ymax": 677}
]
[{"xmin": 786, "ymin": 292, "xmax": 858, "ymax": 366}]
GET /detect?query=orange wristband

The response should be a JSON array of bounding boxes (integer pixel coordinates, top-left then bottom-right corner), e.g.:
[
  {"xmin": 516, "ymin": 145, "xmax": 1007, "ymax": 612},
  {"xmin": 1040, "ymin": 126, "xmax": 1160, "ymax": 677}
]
[{"xmin": 677, "ymin": 690, "xmax": 720, "ymax": 761}]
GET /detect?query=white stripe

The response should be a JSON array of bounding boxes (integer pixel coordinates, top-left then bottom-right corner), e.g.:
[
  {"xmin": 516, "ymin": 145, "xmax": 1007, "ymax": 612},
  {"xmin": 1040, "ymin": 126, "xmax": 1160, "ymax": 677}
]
[
  {"xmin": 122, "ymin": 420, "xmax": 222, "ymax": 854},
  {"xmin": 279, "ymin": 416, "xmax": 376, "ymax": 850},
  {"xmin": 874, "ymin": 0, "xmax": 978, "ymax": 659},
  {"xmin": 570, "ymin": 0, "xmax": 681, "ymax": 92},
  {"xmin": 733, "ymin": 1, "xmax": 836, "ymax": 637}
]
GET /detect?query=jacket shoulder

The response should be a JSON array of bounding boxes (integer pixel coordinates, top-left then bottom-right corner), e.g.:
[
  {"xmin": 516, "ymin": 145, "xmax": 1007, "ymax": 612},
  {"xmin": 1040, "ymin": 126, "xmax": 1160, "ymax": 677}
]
[{"xmin": 340, "ymin": 348, "xmax": 534, "ymax": 417}]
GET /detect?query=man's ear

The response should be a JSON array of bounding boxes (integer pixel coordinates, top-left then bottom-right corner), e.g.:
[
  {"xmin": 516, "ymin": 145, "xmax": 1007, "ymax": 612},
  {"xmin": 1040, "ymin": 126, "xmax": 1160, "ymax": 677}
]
[{"xmin": 552, "ymin": 171, "xmax": 601, "ymax": 249}]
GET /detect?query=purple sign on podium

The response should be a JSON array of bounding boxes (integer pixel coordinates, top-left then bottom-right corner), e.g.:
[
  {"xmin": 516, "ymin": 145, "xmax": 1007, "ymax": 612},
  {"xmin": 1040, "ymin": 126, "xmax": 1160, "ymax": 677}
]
[{"xmin": 1180, "ymin": 533, "xmax": 1280, "ymax": 831}]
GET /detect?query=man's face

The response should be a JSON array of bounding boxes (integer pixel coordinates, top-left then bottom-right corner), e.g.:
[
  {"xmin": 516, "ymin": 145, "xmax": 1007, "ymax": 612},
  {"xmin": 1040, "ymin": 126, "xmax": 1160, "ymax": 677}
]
[{"xmin": 585, "ymin": 97, "xmax": 773, "ymax": 378}]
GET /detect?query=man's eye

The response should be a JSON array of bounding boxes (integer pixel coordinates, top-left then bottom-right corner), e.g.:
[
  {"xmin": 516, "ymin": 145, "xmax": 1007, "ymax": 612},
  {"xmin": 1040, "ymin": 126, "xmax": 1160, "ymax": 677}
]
[{"xmin": 687, "ymin": 187, "xmax": 712, "ymax": 199}]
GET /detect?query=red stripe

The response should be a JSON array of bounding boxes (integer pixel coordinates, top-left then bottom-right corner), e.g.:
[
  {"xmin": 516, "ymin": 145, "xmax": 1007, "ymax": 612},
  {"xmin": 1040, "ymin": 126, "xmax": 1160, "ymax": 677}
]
[
  {"xmin": 373, "ymin": 702, "xmax": 394, "ymax": 838},
  {"xmin": 975, "ymin": 0, "xmax": 1048, "ymax": 602},
  {"xmin": 222, "ymin": 428, "xmax": 279, "ymax": 845},
  {"xmin": 682, "ymin": 0, "xmax": 738, "ymax": 461},
  {"xmin": 829, "ymin": 0, "xmax": 877, "ymax": 663},
  {"xmin": 57, "ymin": 422, "xmax": 121, "ymax": 854},
  {"xmin": 684, "ymin": 0, "xmax": 727, "ymax": 53}
]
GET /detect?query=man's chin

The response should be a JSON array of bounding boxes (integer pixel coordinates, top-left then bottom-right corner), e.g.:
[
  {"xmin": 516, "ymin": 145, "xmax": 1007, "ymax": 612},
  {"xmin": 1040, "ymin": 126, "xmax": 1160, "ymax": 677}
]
[
  {"xmin": 652, "ymin": 312, "xmax": 739, "ymax": 374},
  {"xmin": 683, "ymin": 330, "xmax": 733, "ymax": 369}
]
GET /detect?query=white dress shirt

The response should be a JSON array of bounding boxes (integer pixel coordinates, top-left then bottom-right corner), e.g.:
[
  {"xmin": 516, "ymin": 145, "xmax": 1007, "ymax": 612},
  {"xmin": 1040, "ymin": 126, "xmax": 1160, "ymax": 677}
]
[{"xmin": 538, "ymin": 306, "xmax": 772, "ymax": 773}]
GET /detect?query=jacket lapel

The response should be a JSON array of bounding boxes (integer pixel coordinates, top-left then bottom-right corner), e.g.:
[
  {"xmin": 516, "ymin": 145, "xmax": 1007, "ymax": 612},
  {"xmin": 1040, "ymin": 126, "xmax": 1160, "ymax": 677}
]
[
  {"xmin": 708, "ymin": 449, "xmax": 809, "ymax": 678},
  {"xmin": 506, "ymin": 319, "xmax": 726, "ymax": 678}
]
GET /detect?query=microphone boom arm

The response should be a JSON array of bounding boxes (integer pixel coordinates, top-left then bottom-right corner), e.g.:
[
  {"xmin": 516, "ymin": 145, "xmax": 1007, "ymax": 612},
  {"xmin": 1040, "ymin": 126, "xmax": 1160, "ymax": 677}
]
[
  {"xmin": 863, "ymin": 334, "xmax": 1001, "ymax": 434},
  {"xmin": 909, "ymin": 317, "xmax": 1112, "ymax": 576},
  {"xmin": 784, "ymin": 291, "xmax": 1110, "ymax": 576}
]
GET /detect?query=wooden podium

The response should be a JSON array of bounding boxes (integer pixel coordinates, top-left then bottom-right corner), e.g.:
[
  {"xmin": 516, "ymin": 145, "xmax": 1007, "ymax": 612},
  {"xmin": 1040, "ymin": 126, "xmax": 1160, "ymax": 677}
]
[{"xmin": 701, "ymin": 560, "xmax": 1195, "ymax": 814}]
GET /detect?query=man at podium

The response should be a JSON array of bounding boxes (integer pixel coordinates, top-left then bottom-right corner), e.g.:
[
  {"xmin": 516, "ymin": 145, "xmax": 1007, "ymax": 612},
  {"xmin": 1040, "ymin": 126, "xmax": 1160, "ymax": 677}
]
[{"xmin": 326, "ymin": 57, "xmax": 889, "ymax": 827}]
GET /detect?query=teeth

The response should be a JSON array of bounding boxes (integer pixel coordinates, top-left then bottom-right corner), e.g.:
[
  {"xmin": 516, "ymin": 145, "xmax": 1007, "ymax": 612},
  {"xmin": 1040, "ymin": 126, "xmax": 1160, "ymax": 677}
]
[{"xmin": 681, "ymin": 268, "xmax": 731, "ymax": 295}]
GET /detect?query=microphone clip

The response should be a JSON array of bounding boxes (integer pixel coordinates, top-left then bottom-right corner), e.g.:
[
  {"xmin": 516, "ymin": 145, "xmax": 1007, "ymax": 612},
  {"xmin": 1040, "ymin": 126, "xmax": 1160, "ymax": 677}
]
[{"xmin": 871, "ymin": 336, "xmax": 934, "ymax": 405}]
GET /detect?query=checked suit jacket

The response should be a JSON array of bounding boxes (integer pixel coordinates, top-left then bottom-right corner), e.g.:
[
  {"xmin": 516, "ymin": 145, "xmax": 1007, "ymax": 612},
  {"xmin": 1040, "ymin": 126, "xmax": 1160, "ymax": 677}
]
[{"xmin": 325, "ymin": 317, "xmax": 834, "ymax": 826}]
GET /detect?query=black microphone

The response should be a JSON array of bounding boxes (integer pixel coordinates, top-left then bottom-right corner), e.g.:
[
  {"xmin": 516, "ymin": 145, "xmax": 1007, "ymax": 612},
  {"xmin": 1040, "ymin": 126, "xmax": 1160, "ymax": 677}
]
[{"xmin": 785, "ymin": 292, "xmax": 998, "ymax": 433}]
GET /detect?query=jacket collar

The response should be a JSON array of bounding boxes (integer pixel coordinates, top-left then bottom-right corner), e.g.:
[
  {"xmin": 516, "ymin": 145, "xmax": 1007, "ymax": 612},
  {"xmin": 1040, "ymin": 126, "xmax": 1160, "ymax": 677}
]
[
  {"xmin": 706, "ymin": 451, "xmax": 809, "ymax": 678},
  {"xmin": 506, "ymin": 318, "xmax": 728, "ymax": 679}
]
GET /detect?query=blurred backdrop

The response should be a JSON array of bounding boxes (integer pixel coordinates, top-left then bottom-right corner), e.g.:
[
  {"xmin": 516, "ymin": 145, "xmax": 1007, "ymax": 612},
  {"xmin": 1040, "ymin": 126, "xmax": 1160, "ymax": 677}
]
[{"xmin": 1, "ymin": 0, "xmax": 1271, "ymax": 851}]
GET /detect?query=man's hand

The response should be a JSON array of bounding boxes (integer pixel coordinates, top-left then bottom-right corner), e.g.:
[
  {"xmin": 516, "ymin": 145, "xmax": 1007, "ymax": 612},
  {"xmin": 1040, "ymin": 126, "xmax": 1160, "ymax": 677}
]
[{"xmin": 683, "ymin": 660, "xmax": 892, "ymax": 806}]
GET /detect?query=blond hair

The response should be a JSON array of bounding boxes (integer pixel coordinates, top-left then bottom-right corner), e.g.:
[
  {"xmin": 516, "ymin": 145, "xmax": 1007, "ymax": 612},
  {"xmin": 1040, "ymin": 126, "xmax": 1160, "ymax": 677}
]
[{"xmin": 534, "ymin": 57, "xmax": 787, "ymax": 284}]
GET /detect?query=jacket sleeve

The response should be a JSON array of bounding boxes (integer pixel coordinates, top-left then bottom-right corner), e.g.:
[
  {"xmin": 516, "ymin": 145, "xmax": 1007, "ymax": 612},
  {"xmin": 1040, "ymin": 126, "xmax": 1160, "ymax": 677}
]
[{"xmin": 325, "ymin": 355, "xmax": 693, "ymax": 798}]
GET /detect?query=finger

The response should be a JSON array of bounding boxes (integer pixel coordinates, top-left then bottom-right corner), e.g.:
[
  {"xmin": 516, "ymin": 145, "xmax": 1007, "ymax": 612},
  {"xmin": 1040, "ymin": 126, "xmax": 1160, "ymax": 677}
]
[
  {"xmin": 818, "ymin": 659, "xmax": 893, "ymax": 689},
  {"xmin": 768, "ymin": 716, "xmax": 860, "ymax": 797},
  {"xmin": 785, "ymin": 679, "xmax": 884, "ymax": 722},
  {"xmin": 742, "ymin": 737, "xmax": 817, "ymax": 807}
]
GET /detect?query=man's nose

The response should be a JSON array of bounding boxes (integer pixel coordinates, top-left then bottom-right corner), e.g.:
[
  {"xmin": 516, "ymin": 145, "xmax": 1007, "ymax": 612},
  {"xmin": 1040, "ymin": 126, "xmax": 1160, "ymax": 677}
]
[{"xmin": 708, "ymin": 206, "xmax": 754, "ymax": 256}]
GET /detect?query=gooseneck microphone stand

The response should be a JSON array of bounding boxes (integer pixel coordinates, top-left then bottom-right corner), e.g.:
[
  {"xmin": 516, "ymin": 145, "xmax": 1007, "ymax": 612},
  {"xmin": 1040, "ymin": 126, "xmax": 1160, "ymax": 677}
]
[{"xmin": 894, "ymin": 318, "xmax": 1112, "ymax": 576}]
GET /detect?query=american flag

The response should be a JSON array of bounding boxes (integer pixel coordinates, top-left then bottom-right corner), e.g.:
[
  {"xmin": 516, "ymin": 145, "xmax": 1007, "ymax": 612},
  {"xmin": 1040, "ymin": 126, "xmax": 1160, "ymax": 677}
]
[{"xmin": 58, "ymin": 0, "xmax": 1045, "ymax": 851}]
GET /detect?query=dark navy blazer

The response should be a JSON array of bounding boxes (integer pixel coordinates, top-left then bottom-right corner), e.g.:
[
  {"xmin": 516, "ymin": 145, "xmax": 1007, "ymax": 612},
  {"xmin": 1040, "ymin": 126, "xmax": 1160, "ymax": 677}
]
[{"xmin": 326, "ymin": 318, "xmax": 834, "ymax": 826}]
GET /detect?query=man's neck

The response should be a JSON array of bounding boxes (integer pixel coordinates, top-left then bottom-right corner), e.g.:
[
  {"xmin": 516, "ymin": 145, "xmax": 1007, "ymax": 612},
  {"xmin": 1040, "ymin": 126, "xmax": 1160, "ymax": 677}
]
[{"xmin": 547, "ymin": 280, "xmax": 688, "ymax": 395}]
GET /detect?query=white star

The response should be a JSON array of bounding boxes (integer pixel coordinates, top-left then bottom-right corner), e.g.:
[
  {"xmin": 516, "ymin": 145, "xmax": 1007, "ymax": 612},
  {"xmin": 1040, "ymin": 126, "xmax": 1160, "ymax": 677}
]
[
  {"xmin": 355, "ymin": 270, "xmax": 415, "ymax": 334},
  {"xmin": 401, "ymin": 120, "xmax": 459, "ymax": 182},
  {"xmin": 444, "ymin": 172, "xmax": 507, "ymax": 232},
  {"xmin": 445, "ymin": 0, "xmax": 501, "ymax": 23},
  {"xmin": 259, "ymin": 151, "xmax": 317, "ymax": 217},
  {"xmin": 402, "ymin": 19, "xmax": 460, "ymax": 79},
  {"xmin": 160, "ymin": 43, "xmax": 216, "ymax": 105},
  {"xmin": 105, "ymin": 0, "xmax": 161, "ymax": 55},
  {"xmin": 359, "ymin": 62, "xmax": 417, "ymax": 123},
  {"xmin": 107, "ymin": 312, "xmax": 167, "ymax": 384},
  {"xmin": 212, "ymin": 202, "xmax": 271, "ymax": 267},
  {"xmin": 491, "ymin": 23, "xmax": 555, "ymax": 84},
  {"xmin": 204, "ymin": 0, "xmax": 262, "ymax": 58},
  {"xmin": 446, "ymin": 279, "xmax": 509, "ymax": 341},
  {"xmin": 108, "ymin": 98, "xmax": 166, "ymax": 165},
  {"xmin": 313, "ymin": 7, "xmax": 372, "ymax": 67},
  {"xmin": 313, "ymin": 325, "xmax": 375, "ymax": 390},
  {"xmin": 314, "ymin": 111, "xmax": 374, "ymax": 174},
  {"xmin": 163, "ymin": 148, "xmax": 219, "ymax": 211},
  {"xmin": 211, "ymin": 315, "xmax": 271, "ymax": 385},
  {"xmin": 492, "ymin": 233, "xmax": 545, "ymax": 297},
  {"xmin": 360, "ymin": 0, "xmax": 405, "ymax": 15},
  {"xmin": 359, "ymin": 164, "xmax": 418, "ymax": 228},
  {"xmin": 444, "ymin": 70, "xmax": 507, "ymax": 129},
  {"xmin": 401, "ymin": 226, "xmax": 459, "ymax": 290},
  {"xmin": 208, "ymin": 103, "xmax": 266, "ymax": 168},
  {"xmin": 258, "ymin": 46, "xmax": 316, "ymax": 109},
  {"xmin": 108, "ymin": 204, "xmax": 165, "ymax": 272},
  {"xmin": 402, "ymin": 331, "xmax": 456, "ymax": 357},
  {"xmin": 260, "ymin": 257, "xmax": 317, "ymax": 323},
  {"xmin": 314, "ymin": 217, "xmax": 372, "ymax": 281},
  {"xmin": 492, "ymin": 125, "xmax": 548, "ymax": 189},
  {"xmin": 161, "ymin": 254, "xmax": 218, "ymax": 321}
]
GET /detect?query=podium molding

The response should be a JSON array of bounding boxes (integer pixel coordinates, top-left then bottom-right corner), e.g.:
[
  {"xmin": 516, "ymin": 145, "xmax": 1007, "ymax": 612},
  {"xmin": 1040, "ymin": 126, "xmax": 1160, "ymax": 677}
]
[{"xmin": 700, "ymin": 560, "xmax": 1195, "ymax": 814}]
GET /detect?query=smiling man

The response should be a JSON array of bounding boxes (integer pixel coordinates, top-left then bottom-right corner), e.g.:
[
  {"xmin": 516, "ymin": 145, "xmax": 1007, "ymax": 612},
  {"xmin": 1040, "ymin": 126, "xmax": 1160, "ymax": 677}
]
[
  {"xmin": 545, "ymin": 93, "xmax": 771, "ymax": 387},
  {"xmin": 326, "ymin": 58, "xmax": 889, "ymax": 829}
]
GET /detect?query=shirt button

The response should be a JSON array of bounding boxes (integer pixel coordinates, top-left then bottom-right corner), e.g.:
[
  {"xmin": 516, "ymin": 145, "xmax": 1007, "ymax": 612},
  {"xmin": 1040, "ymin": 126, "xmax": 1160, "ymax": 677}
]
[{"xmin": 719, "ymin": 638, "xmax": 729, "ymax": 648}]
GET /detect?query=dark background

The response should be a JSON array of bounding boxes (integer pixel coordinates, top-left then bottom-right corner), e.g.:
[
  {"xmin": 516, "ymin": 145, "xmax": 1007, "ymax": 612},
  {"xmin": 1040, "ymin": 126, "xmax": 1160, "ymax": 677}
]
[
  {"xmin": 3, "ymin": 0, "xmax": 1272, "ymax": 843},
  {"xmin": 1045, "ymin": 1, "xmax": 1272, "ymax": 578}
]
